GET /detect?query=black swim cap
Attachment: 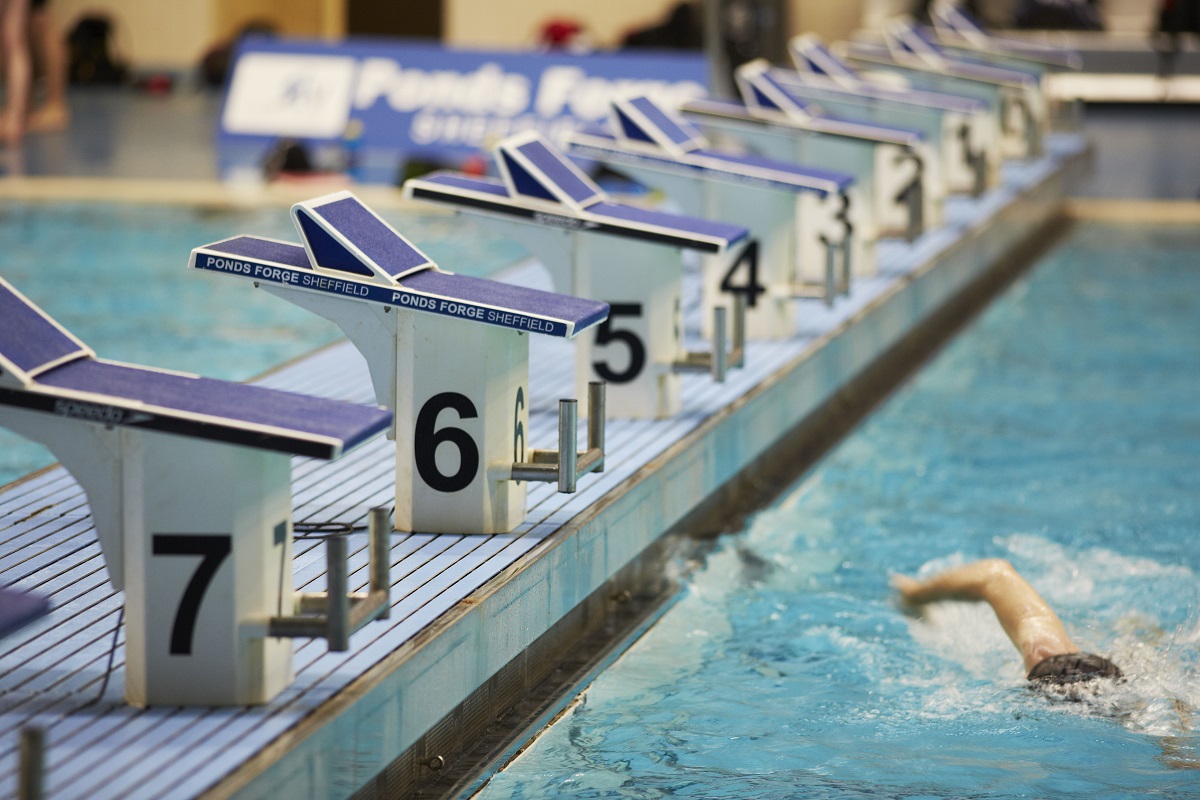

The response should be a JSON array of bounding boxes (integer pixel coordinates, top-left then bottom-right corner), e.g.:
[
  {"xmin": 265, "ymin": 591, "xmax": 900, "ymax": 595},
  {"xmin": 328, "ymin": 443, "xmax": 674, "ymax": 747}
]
[{"xmin": 1027, "ymin": 652, "xmax": 1123, "ymax": 686}]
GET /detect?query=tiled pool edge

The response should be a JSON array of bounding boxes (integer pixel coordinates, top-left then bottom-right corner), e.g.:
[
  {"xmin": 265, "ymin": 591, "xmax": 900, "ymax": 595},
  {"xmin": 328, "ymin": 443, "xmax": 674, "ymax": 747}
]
[{"xmin": 210, "ymin": 144, "xmax": 1089, "ymax": 800}]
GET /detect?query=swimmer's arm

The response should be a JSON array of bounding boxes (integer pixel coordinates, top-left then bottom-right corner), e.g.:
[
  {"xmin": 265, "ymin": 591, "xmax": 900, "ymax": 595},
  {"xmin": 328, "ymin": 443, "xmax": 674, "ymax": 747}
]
[{"xmin": 893, "ymin": 559, "xmax": 1079, "ymax": 672}]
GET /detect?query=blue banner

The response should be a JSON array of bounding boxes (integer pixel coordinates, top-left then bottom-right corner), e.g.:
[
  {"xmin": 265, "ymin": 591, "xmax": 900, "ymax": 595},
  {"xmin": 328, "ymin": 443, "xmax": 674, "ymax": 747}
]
[{"xmin": 218, "ymin": 37, "xmax": 709, "ymax": 183}]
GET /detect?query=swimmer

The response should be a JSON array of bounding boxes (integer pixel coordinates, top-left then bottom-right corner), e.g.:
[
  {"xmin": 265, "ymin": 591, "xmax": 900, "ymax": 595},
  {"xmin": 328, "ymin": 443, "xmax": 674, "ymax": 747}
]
[{"xmin": 892, "ymin": 559, "xmax": 1122, "ymax": 694}]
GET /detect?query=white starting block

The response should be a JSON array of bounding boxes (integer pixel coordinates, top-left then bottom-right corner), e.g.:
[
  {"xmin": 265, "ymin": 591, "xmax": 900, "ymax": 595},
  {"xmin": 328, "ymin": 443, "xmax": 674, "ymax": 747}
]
[
  {"xmin": 839, "ymin": 19, "xmax": 1047, "ymax": 159},
  {"xmin": 0, "ymin": 276, "xmax": 394, "ymax": 707},
  {"xmin": 568, "ymin": 95, "xmax": 857, "ymax": 339},
  {"xmin": 190, "ymin": 191, "xmax": 610, "ymax": 535},
  {"xmin": 784, "ymin": 35, "xmax": 998, "ymax": 197},
  {"xmin": 403, "ymin": 131, "xmax": 752, "ymax": 420},
  {"xmin": 927, "ymin": 2, "xmax": 1082, "ymax": 131},
  {"xmin": 682, "ymin": 59, "xmax": 936, "ymax": 268},
  {"xmin": 929, "ymin": 1, "xmax": 1081, "ymax": 72}
]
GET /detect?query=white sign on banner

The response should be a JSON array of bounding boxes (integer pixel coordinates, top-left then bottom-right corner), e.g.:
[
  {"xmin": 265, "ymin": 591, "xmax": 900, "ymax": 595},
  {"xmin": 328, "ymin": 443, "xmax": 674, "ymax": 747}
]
[{"xmin": 222, "ymin": 52, "xmax": 358, "ymax": 138}]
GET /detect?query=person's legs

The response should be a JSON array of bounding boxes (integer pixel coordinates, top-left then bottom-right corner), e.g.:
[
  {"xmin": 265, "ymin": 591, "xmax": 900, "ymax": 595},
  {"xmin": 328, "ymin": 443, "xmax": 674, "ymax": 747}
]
[
  {"xmin": 893, "ymin": 558, "xmax": 1079, "ymax": 672},
  {"xmin": 27, "ymin": 0, "xmax": 68, "ymax": 132},
  {"xmin": 0, "ymin": 0, "xmax": 31, "ymax": 146}
]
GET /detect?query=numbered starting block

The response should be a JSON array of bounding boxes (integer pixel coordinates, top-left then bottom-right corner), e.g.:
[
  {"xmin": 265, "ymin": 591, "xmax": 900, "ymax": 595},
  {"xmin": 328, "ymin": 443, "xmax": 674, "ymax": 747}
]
[
  {"xmin": 927, "ymin": 2, "xmax": 1081, "ymax": 131},
  {"xmin": 929, "ymin": 1, "xmax": 1081, "ymax": 71},
  {"xmin": 403, "ymin": 131, "xmax": 751, "ymax": 419},
  {"xmin": 0, "ymin": 276, "xmax": 394, "ymax": 706},
  {"xmin": 682, "ymin": 59, "xmax": 936, "ymax": 271},
  {"xmin": 190, "ymin": 191, "xmax": 610, "ymax": 535},
  {"xmin": 785, "ymin": 35, "xmax": 998, "ymax": 197},
  {"xmin": 840, "ymin": 19, "xmax": 1047, "ymax": 159},
  {"xmin": 568, "ymin": 95, "xmax": 856, "ymax": 338}
]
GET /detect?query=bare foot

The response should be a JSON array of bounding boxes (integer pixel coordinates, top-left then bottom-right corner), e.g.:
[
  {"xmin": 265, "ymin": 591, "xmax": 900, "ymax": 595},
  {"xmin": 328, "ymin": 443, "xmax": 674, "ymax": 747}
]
[
  {"xmin": 27, "ymin": 103, "xmax": 69, "ymax": 133},
  {"xmin": 0, "ymin": 115, "xmax": 22, "ymax": 149}
]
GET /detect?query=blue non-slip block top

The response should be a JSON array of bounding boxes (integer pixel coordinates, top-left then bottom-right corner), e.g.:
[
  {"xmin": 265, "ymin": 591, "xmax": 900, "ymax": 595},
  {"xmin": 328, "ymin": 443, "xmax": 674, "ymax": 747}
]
[
  {"xmin": 622, "ymin": 97, "xmax": 705, "ymax": 150},
  {"xmin": 296, "ymin": 212, "xmax": 375, "ymax": 277},
  {"xmin": 511, "ymin": 138, "xmax": 603, "ymax": 206},
  {"xmin": 0, "ymin": 281, "xmax": 88, "ymax": 376},
  {"xmin": 587, "ymin": 202, "xmax": 749, "ymax": 246},
  {"xmin": 210, "ymin": 236, "xmax": 311, "ymax": 267},
  {"xmin": 311, "ymin": 197, "xmax": 434, "ymax": 278},
  {"xmin": 692, "ymin": 148, "xmax": 855, "ymax": 191},
  {"xmin": 401, "ymin": 269, "xmax": 609, "ymax": 331},
  {"xmin": 574, "ymin": 131, "xmax": 852, "ymax": 194},
  {"xmin": 0, "ymin": 588, "xmax": 49, "ymax": 639},
  {"xmin": 36, "ymin": 358, "xmax": 393, "ymax": 452},
  {"xmin": 417, "ymin": 172, "xmax": 510, "ymax": 197}
]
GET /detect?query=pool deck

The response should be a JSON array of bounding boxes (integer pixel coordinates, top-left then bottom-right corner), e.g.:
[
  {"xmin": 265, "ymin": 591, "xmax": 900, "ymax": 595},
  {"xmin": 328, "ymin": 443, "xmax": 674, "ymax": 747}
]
[{"xmin": 0, "ymin": 134, "xmax": 1087, "ymax": 799}]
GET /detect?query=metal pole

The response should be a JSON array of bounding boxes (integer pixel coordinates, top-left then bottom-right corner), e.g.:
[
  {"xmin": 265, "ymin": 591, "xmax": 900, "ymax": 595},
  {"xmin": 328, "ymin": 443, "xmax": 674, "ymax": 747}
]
[
  {"xmin": 558, "ymin": 399, "xmax": 578, "ymax": 493},
  {"xmin": 712, "ymin": 306, "xmax": 728, "ymax": 382},
  {"xmin": 369, "ymin": 507, "xmax": 391, "ymax": 620},
  {"xmin": 326, "ymin": 535, "xmax": 349, "ymax": 651},
  {"xmin": 19, "ymin": 727, "xmax": 43, "ymax": 800},
  {"xmin": 731, "ymin": 293, "xmax": 746, "ymax": 368},
  {"xmin": 587, "ymin": 382, "xmax": 606, "ymax": 460},
  {"xmin": 823, "ymin": 237, "xmax": 836, "ymax": 307}
]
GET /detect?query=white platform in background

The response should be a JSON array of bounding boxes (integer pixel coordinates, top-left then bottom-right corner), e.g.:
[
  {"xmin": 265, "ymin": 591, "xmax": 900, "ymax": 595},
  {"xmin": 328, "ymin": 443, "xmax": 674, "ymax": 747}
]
[{"xmin": 0, "ymin": 134, "xmax": 1088, "ymax": 799}]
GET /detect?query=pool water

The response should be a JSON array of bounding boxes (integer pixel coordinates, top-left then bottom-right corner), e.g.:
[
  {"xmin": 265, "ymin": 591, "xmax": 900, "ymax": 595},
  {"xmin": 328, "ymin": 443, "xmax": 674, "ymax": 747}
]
[
  {"xmin": 0, "ymin": 200, "xmax": 526, "ymax": 486},
  {"xmin": 473, "ymin": 221, "xmax": 1200, "ymax": 799}
]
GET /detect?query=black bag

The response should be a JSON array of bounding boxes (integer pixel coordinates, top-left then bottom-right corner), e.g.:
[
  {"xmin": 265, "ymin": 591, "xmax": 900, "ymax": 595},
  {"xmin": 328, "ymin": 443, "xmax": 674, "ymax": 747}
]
[{"xmin": 68, "ymin": 15, "xmax": 129, "ymax": 85}]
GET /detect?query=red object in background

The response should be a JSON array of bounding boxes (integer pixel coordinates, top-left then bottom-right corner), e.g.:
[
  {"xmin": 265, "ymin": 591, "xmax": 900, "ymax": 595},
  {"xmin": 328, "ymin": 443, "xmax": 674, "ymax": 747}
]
[
  {"xmin": 136, "ymin": 73, "xmax": 174, "ymax": 94},
  {"xmin": 460, "ymin": 154, "xmax": 488, "ymax": 176},
  {"xmin": 539, "ymin": 18, "xmax": 584, "ymax": 49}
]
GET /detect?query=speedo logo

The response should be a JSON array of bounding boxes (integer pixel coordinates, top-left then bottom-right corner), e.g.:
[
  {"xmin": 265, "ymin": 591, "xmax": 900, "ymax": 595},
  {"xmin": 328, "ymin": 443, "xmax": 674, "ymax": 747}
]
[
  {"xmin": 54, "ymin": 399, "xmax": 142, "ymax": 426},
  {"xmin": 532, "ymin": 212, "xmax": 586, "ymax": 230}
]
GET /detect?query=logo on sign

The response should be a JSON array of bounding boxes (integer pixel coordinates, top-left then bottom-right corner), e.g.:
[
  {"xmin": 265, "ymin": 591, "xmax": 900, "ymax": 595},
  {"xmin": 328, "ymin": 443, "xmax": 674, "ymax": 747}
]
[{"xmin": 222, "ymin": 52, "xmax": 357, "ymax": 138}]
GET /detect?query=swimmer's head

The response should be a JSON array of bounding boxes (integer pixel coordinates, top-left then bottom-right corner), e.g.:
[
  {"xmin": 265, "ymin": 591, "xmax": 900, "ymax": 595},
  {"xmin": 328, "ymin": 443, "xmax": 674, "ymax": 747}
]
[{"xmin": 1028, "ymin": 652, "xmax": 1124, "ymax": 702}]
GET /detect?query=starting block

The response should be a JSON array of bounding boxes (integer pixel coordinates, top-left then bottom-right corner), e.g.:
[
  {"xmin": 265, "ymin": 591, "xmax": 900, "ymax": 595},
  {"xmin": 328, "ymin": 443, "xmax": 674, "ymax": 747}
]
[
  {"xmin": 0, "ymin": 275, "xmax": 394, "ymax": 706},
  {"xmin": 682, "ymin": 59, "xmax": 935, "ymax": 268},
  {"xmin": 927, "ymin": 2, "xmax": 1082, "ymax": 130},
  {"xmin": 190, "ymin": 191, "xmax": 610, "ymax": 535},
  {"xmin": 930, "ymin": 2, "xmax": 1080, "ymax": 70},
  {"xmin": 785, "ymin": 35, "xmax": 998, "ymax": 197},
  {"xmin": 568, "ymin": 95, "xmax": 857, "ymax": 338},
  {"xmin": 840, "ymin": 19, "xmax": 1047, "ymax": 159},
  {"xmin": 403, "ymin": 131, "xmax": 751, "ymax": 419}
]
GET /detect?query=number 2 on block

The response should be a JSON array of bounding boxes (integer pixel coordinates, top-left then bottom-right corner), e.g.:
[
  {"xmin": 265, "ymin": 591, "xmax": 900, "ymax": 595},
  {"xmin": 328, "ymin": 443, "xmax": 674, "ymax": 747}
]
[{"xmin": 152, "ymin": 534, "xmax": 232, "ymax": 656}]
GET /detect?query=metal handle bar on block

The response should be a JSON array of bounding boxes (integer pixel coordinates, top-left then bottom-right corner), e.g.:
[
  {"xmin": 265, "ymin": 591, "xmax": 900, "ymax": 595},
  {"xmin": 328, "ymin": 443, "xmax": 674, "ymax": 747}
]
[
  {"xmin": 896, "ymin": 160, "xmax": 925, "ymax": 243},
  {"xmin": 793, "ymin": 234, "xmax": 852, "ymax": 307},
  {"xmin": 19, "ymin": 727, "xmax": 43, "ymax": 800},
  {"xmin": 511, "ymin": 381, "xmax": 606, "ymax": 493},
  {"xmin": 958, "ymin": 123, "xmax": 988, "ymax": 198},
  {"xmin": 268, "ymin": 507, "xmax": 391, "ymax": 651},
  {"xmin": 673, "ymin": 293, "xmax": 747, "ymax": 382}
]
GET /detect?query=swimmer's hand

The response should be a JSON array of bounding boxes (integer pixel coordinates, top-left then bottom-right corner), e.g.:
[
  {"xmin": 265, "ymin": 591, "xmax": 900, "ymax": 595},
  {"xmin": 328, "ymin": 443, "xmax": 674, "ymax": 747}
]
[{"xmin": 891, "ymin": 574, "xmax": 927, "ymax": 615}]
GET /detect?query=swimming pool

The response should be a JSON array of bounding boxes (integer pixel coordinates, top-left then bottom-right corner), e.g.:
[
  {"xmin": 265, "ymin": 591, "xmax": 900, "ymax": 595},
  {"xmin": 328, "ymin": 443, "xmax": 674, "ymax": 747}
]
[
  {"xmin": 0, "ymin": 199, "xmax": 526, "ymax": 485},
  {"xmin": 471, "ymin": 220, "xmax": 1200, "ymax": 798}
]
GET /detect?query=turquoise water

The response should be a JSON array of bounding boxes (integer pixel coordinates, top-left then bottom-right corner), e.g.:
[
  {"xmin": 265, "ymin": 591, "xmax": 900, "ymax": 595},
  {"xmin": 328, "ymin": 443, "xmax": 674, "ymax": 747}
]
[
  {"xmin": 475, "ymin": 221, "xmax": 1200, "ymax": 798},
  {"xmin": 0, "ymin": 200, "xmax": 526, "ymax": 485}
]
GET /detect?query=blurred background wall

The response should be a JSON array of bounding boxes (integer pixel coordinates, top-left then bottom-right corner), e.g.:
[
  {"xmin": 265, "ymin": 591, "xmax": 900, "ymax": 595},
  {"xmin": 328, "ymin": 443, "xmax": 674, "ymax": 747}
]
[{"xmin": 42, "ymin": 0, "xmax": 1157, "ymax": 75}]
